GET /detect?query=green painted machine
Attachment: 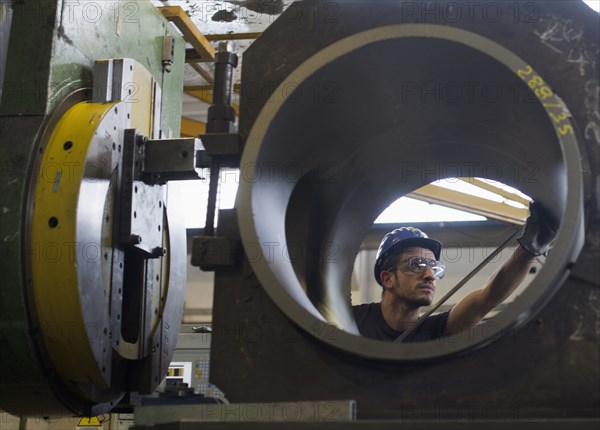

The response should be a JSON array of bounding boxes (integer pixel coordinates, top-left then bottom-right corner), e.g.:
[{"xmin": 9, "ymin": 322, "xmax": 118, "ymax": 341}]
[{"xmin": 0, "ymin": 0, "xmax": 190, "ymax": 417}]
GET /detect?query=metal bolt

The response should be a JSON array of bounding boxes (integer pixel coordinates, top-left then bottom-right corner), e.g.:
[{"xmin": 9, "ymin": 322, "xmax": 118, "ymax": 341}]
[
  {"xmin": 130, "ymin": 234, "xmax": 142, "ymax": 244},
  {"xmin": 153, "ymin": 246, "xmax": 167, "ymax": 257},
  {"xmin": 136, "ymin": 135, "xmax": 147, "ymax": 146}
]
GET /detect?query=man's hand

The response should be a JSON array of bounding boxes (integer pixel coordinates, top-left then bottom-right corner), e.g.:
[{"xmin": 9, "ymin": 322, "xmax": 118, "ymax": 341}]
[
  {"xmin": 447, "ymin": 202, "xmax": 556, "ymax": 334},
  {"xmin": 517, "ymin": 202, "xmax": 558, "ymax": 256}
]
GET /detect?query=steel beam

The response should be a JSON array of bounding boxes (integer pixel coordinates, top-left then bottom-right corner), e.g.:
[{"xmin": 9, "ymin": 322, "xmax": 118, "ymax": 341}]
[
  {"xmin": 159, "ymin": 6, "xmax": 215, "ymax": 62},
  {"xmin": 204, "ymin": 32, "xmax": 262, "ymax": 41},
  {"xmin": 181, "ymin": 117, "xmax": 206, "ymax": 137},
  {"xmin": 409, "ymin": 184, "xmax": 528, "ymax": 224}
]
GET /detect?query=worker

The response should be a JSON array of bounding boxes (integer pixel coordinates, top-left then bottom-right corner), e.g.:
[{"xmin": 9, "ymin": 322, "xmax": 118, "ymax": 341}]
[{"xmin": 353, "ymin": 203, "xmax": 557, "ymax": 342}]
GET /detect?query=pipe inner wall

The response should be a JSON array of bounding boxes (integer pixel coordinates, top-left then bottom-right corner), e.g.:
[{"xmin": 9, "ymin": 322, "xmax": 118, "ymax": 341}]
[{"xmin": 237, "ymin": 25, "xmax": 584, "ymax": 360}]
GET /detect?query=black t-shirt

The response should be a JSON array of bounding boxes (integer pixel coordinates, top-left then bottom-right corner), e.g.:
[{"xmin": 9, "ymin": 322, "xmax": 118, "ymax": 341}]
[{"xmin": 352, "ymin": 302, "xmax": 450, "ymax": 342}]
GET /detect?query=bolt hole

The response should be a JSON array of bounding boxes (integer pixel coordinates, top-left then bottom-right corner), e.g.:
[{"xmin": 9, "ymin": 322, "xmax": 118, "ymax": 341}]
[
  {"xmin": 105, "ymin": 215, "xmax": 109, "ymax": 223},
  {"xmin": 158, "ymin": 225, "xmax": 161, "ymax": 232},
  {"xmin": 104, "ymin": 252, "xmax": 108, "ymax": 260},
  {"xmin": 181, "ymin": 150, "xmax": 188, "ymax": 159},
  {"xmin": 114, "ymin": 107, "xmax": 118, "ymax": 114},
  {"xmin": 119, "ymin": 262, "xmax": 123, "ymax": 269},
  {"xmin": 134, "ymin": 211, "xmax": 137, "ymax": 218},
  {"xmin": 118, "ymin": 144, "xmax": 121, "ymax": 152},
  {"xmin": 48, "ymin": 217, "xmax": 58, "ymax": 228},
  {"xmin": 112, "ymin": 142, "xmax": 116, "ymax": 150},
  {"xmin": 159, "ymin": 201, "xmax": 162, "ymax": 208},
  {"xmin": 156, "ymin": 275, "xmax": 159, "ymax": 281},
  {"xmin": 63, "ymin": 141, "xmax": 73, "ymax": 150},
  {"xmin": 127, "ymin": 113, "xmax": 130, "ymax": 119},
  {"xmin": 134, "ymin": 186, "xmax": 138, "ymax": 193},
  {"xmin": 118, "ymin": 288, "xmax": 122, "ymax": 294}
]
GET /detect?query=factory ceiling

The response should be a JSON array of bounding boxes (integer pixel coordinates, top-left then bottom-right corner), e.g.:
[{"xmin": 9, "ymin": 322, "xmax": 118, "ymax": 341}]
[{"xmin": 153, "ymin": 0, "xmax": 291, "ymax": 125}]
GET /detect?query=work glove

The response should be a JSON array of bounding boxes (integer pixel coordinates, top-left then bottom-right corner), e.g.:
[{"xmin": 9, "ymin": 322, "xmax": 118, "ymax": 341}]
[{"xmin": 517, "ymin": 202, "xmax": 558, "ymax": 256}]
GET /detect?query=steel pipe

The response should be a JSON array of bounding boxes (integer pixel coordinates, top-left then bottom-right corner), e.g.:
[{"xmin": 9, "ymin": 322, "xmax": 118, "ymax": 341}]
[
  {"xmin": 209, "ymin": 1, "xmax": 598, "ymax": 419},
  {"xmin": 236, "ymin": 12, "xmax": 588, "ymax": 362}
]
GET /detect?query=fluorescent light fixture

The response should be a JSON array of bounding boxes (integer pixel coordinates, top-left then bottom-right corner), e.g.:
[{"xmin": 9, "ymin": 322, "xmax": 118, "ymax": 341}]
[
  {"xmin": 481, "ymin": 179, "xmax": 532, "ymax": 202},
  {"xmin": 432, "ymin": 178, "xmax": 503, "ymax": 203},
  {"xmin": 375, "ymin": 197, "xmax": 487, "ymax": 224}
]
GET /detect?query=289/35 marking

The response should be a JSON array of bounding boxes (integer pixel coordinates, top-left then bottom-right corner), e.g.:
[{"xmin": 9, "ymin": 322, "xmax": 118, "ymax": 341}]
[{"xmin": 517, "ymin": 65, "xmax": 573, "ymax": 136}]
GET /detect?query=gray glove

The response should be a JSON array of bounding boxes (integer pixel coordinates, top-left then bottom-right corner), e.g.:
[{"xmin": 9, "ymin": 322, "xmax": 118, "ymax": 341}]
[{"xmin": 517, "ymin": 202, "xmax": 558, "ymax": 256}]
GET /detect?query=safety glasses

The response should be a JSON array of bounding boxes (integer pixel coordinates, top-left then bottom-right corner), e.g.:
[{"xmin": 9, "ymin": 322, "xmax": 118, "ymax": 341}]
[{"xmin": 389, "ymin": 256, "xmax": 445, "ymax": 279}]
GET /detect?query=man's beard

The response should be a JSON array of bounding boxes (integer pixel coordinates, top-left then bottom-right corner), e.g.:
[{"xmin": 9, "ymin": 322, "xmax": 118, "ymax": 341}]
[
  {"xmin": 410, "ymin": 296, "xmax": 433, "ymax": 307},
  {"xmin": 392, "ymin": 286, "xmax": 433, "ymax": 307}
]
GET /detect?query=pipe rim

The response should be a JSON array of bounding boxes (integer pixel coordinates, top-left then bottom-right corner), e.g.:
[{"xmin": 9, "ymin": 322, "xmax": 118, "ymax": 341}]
[{"xmin": 238, "ymin": 24, "xmax": 585, "ymax": 361}]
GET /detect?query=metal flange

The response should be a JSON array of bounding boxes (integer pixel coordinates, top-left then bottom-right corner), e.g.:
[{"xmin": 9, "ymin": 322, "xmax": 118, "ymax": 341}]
[{"xmin": 24, "ymin": 59, "xmax": 186, "ymax": 414}]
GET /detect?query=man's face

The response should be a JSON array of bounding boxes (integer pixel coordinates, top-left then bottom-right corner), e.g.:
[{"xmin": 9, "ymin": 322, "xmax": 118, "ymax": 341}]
[{"xmin": 381, "ymin": 247, "xmax": 438, "ymax": 307}]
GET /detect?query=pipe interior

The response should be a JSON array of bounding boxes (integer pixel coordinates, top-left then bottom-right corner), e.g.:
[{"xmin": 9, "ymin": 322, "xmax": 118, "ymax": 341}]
[{"xmin": 244, "ymin": 37, "xmax": 567, "ymax": 337}]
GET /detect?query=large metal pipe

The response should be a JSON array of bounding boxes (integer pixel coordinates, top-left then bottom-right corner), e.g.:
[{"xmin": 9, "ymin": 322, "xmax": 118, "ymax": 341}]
[
  {"xmin": 210, "ymin": 1, "xmax": 598, "ymax": 418},
  {"xmin": 237, "ymin": 23, "xmax": 583, "ymax": 360}
]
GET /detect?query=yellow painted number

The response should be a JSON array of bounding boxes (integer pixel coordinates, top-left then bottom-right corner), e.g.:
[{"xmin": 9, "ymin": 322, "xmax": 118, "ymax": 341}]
[
  {"xmin": 528, "ymin": 75, "xmax": 544, "ymax": 88},
  {"xmin": 549, "ymin": 112, "xmax": 568, "ymax": 124},
  {"xmin": 518, "ymin": 65, "xmax": 572, "ymax": 136},
  {"xmin": 534, "ymin": 86, "xmax": 554, "ymax": 100},
  {"xmin": 518, "ymin": 65, "xmax": 554, "ymax": 100},
  {"xmin": 517, "ymin": 65, "xmax": 534, "ymax": 78},
  {"xmin": 558, "ymin": 124, "xmax": 574, "ymax": 136}
]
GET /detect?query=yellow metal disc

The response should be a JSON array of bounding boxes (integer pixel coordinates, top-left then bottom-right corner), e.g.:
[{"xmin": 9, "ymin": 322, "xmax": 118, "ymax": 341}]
[
  {"xmin": 31, "ymin": 100, "xmax": 118, "ymax": 389},
  {"xmin": 27, "ymin": 59, "xmax": 185, "ymax": 410}
]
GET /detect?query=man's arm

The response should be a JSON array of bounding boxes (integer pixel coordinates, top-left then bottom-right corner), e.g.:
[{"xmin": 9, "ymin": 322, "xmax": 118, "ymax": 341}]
[
  {"xmin": 445, "ymin": 202, "xmax": 557, "ymax": 335},
  {"xmin": 446, "ymin": 246, "xmax": 535, "ymax": 334}
]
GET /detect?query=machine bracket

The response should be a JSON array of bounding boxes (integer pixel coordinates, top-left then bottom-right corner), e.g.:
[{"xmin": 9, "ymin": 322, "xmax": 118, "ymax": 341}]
[
  {"xmin": 141, "ymin": 134, "xmax": 204, "ymax": 183},
  {"xmin": 195, "ymin": 133, "xmax": 243, "ymax": 168},
  {"xmin": 191, "ymin": 236, "xmax": 241, "ymax": 271},
  {"xmin": 119, "ymin": 129, "xmax": 166, "ymax": 257}
]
